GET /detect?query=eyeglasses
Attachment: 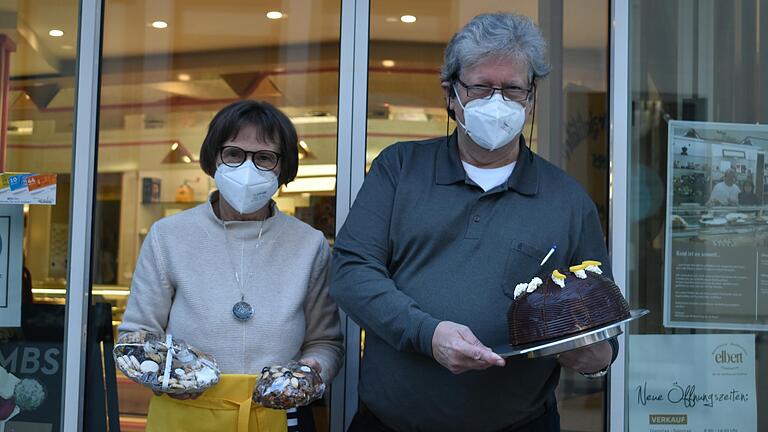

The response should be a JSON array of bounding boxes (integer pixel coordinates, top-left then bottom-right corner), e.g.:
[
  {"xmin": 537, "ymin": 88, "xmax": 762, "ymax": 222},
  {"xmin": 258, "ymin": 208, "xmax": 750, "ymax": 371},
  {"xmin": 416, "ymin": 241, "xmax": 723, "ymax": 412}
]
[
  {"xmin": 219, "ymin": 146, "xmax": 281, "ymax": 171},
  {"xmin": 455, "ymin": 77, "xmax": 533, "ymax": 102}
]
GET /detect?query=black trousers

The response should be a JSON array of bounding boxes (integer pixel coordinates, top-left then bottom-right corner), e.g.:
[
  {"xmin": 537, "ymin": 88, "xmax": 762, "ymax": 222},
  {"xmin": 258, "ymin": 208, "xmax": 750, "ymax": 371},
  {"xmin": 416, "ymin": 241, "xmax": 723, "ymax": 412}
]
[
  {"xmin": 347, "ymin": 399, "xmax": 560, "ymax": 432},
  {"xmin": 289, "ymin": 405, "xmax": 316, "ymax": 432}
]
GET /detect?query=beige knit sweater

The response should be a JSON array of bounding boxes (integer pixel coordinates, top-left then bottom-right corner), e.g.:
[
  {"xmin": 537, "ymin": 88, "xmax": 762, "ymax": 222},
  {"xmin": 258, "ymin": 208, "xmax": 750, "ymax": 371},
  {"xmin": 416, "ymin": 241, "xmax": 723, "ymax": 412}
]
[{"xmin": 119, "ymin": 194, "xmax": 343, "ymax": 383}]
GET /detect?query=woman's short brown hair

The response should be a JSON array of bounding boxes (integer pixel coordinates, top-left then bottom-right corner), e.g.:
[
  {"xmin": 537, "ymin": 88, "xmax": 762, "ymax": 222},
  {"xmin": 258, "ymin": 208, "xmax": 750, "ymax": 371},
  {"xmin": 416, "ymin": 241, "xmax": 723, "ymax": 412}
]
[{"xmin": 199, "ymin": 100, "xmax": 299, "ymax": 185}]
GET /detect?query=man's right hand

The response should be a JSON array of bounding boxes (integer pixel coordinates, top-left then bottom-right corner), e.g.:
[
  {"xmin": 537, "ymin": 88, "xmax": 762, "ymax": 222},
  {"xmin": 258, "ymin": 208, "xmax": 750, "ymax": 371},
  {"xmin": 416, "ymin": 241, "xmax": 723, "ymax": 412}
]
[{"xmin": 431, "ymin": 321, "xmax": 505, "ymax": 374}]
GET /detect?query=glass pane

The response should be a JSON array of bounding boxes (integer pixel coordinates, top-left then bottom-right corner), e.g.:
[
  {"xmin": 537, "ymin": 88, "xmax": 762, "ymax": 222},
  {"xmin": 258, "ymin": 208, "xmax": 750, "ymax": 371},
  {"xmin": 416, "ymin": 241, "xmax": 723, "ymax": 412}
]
[
  {"xmin": 362, "ymin": 1, "xmax": 609, "ymax": 430},
  {"xmin": 90, "ymin": 1, "xmax": 341, "ymax": 430},
  {"xmin": 0, "ymin": 0, "xmax": 80, "ymax": 430},
  {"xmin": 627, "ymin": 1, "xmax": 766, "ymax": 431}
]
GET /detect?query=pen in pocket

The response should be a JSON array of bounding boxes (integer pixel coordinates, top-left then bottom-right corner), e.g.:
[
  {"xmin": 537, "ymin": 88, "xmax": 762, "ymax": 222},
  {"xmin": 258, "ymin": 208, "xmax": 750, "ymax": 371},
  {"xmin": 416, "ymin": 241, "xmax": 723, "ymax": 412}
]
[{"xmin": 540, "ymin": 245, "xmax": 557, "ymax": 266}]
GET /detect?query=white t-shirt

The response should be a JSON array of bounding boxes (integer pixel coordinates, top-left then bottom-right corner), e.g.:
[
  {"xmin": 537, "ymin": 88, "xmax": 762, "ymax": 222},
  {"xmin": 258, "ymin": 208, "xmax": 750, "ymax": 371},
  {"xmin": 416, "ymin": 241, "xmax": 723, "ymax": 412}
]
[
  {"xmin": 461, "ymin": 161, "xmax": 517, "ymax": 192},
  {"xmin": 708, "ymin": 181, "xmax": 740, "ymax": 205}
]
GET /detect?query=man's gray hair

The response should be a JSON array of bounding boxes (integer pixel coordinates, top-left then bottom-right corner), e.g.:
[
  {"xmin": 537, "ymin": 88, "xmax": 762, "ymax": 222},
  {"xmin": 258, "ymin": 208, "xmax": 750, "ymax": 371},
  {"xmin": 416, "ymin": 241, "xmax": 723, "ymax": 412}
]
[{"xmin": 440, "ymin": 13, "xmax": 551, "ymax": 84}]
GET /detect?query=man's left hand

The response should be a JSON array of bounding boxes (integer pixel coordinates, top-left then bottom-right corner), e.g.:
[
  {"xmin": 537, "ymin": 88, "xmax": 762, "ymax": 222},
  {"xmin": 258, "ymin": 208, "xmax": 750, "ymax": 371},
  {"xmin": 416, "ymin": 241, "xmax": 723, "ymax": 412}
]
[{"xmin": 557, "ymin": 341, "xmax": 612, "ymax": 374}]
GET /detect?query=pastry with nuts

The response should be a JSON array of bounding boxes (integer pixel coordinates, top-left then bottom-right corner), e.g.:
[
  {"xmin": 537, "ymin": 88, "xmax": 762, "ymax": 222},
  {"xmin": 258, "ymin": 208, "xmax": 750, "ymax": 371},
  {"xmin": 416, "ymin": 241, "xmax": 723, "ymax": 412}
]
[
  {"xmin": 253, "ymin": 362, "xmax": 325, "ymax": 409},
  {"xmin": 113, "ymin": 332, "xmax": 220, "ymax": 394}
]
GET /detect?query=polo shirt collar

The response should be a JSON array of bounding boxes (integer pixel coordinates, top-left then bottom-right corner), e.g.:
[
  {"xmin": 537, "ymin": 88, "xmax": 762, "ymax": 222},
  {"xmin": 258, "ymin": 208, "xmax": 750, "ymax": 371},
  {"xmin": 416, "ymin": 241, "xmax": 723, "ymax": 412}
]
[
  {"xmin": 435, "ymin": 132, "xmax": 466, "ymax": 185},
  {"xmin": 435, "ymin": 132, "xmax": 539, "ymax": 196}
]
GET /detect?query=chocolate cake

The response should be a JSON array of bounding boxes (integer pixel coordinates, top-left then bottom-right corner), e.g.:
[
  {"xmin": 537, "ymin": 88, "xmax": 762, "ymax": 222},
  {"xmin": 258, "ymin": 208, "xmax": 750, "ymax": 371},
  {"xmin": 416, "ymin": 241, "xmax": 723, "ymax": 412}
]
[{"xmin": 508, "ymin": 261, "xmax": 630, "ymax": 346}]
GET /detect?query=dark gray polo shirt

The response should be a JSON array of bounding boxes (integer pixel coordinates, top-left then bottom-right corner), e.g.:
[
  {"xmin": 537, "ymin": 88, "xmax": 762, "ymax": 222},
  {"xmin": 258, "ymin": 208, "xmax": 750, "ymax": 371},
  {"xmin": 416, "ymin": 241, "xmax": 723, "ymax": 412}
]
[{"xmin": 330, "ymin": 133, "xmax": 612, "ymax": 432}]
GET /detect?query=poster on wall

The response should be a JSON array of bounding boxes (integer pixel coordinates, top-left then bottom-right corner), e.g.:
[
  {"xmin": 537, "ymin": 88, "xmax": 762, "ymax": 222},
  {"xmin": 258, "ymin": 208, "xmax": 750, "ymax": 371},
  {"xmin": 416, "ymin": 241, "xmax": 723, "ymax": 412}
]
[
  {"xmin": 665, "ymin": 121, "xmax": 768, "ymax": 330},
  {"xmin": 0, "ymin": 205, "xmax": 23, "ymax": 327},
  {"xmin": 0, "ymin": 342, "xmax": 61, "ymax": 431},
  {"xmin": 629, "ymin": 334, "xmax": 757, "ymax": 432}
]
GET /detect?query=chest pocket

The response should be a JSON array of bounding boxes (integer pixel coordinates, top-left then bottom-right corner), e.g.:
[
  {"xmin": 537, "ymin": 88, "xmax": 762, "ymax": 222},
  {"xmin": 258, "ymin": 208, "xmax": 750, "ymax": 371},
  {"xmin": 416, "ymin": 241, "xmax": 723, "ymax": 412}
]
[{"xmin": 501, "ymin": 240, "xmax": 549, "ymax": 300}]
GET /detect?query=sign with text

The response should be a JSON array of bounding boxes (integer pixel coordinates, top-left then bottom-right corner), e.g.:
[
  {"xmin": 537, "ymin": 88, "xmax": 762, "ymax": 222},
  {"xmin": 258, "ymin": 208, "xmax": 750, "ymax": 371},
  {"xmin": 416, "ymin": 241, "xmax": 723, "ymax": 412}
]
[
  {"xmin": 629, "ymin": 334, "xmax": 757, "ymax": 432},
  {"xmin": 0, "ymin": 342, "xmax": 62, "ymax": 431},
  {"xmin": 0, "ymin": 205, "xmax": 22, "ymax": 327},
  {"xmin": 666, "ymin": 121, "xmax": 768, "ymax": 330},
  {"xmin": 0, "ymin": 173, "xmax": 57, "ymax": 205}
]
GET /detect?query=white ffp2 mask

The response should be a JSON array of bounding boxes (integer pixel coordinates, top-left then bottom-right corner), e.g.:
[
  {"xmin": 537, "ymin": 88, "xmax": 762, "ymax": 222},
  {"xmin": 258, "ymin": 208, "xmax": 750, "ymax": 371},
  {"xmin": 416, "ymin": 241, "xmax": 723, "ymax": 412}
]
[
  {"xmin": 214, "ymin": 161, "xmax": 279, "ymax": 214},
  {"xmin": 454, "ymin": 88, "xmax": 527, "ymax": 151}
]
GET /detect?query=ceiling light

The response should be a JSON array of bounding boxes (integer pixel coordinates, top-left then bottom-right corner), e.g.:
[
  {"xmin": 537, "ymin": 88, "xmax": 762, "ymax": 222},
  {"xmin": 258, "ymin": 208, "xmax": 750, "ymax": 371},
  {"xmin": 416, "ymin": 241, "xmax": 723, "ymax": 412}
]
[
  {"xmin": 281, "ymin": 177, "xmax": 336, "ymax": 194},
  {"xmin": 400, "ymin": 15, "xmax": 417, "ymax": 23},
  {"xmin": 48, "ymin": 29, "xmax": 64, "ymax": 37},
  {"xmin": 381, "ymin": 59, "xmax": 396, "ymax": 68},
  {"xmin": 161, "ymin": 141, "xmax": 196, "ymax": 164},
  {"xmin": 296, "ymin": 164, "xmax": 336, "ymax": 177},
  {"xmin": 266, "ymin": 11, "xmax": 284, "ymax": 20},
  {"xmin": 151, "ymin": 20, "xmax": 168, "ymax": 29},
  {"xmin": 290, "ymin": 115, "xmax": 337, "ymax": 125},
  {"xmin": 177, "ymin": 73, "xmax": 191, "ymax": 81}
]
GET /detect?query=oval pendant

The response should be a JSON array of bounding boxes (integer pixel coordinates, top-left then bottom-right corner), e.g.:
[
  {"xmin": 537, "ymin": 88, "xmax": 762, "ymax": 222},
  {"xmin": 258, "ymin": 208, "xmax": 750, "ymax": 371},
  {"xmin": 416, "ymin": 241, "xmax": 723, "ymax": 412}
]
[{"xmin": 232, "ymin": 301, "xmax": 254, "ymax": 321}]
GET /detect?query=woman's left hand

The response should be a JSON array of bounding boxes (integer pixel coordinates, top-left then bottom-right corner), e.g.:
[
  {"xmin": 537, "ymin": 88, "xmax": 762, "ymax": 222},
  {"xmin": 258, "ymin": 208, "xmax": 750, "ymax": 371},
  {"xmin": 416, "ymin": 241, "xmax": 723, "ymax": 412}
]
[
  {"xmin": 298, "ymin": 358, "xmax": 322, "ymax": 375},
  {"xmin": 557, "ymin": 341, "xmax": 612, "ymax": 374}
]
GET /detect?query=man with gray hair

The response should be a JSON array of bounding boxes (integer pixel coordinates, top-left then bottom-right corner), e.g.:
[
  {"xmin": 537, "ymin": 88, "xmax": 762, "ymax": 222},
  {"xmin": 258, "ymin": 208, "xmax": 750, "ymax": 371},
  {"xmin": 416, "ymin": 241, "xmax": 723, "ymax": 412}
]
[{"xmin": 331, "ymin": 13, "xmax": 617, "ymax": 431}]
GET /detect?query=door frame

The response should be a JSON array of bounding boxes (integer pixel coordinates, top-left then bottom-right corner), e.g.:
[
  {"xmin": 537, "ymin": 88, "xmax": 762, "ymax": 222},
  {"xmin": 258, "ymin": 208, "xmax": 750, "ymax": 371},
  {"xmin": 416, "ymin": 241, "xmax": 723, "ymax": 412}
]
[
  {"xmin": 608, "ymin": 1, "xmax": 630, "ymax": 431},
  {"xmin": 62, "ymin": 0, "xmax": 104, "ymax": 430}
]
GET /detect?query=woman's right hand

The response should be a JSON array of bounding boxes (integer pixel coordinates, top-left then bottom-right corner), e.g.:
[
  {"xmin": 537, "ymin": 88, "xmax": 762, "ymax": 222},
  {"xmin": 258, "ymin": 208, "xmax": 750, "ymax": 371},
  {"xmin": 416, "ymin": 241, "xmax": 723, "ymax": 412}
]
[{"xmin": 153, "ymin": 390, "xmax": 202, "ymax": 400}]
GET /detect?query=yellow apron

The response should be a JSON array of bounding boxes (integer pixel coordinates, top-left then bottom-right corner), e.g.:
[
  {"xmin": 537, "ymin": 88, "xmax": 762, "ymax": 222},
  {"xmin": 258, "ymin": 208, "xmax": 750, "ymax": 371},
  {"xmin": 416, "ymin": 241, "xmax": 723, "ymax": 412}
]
[{"xmin": 146, "ymin": 374, "xmax": 287, "ymax": 432}]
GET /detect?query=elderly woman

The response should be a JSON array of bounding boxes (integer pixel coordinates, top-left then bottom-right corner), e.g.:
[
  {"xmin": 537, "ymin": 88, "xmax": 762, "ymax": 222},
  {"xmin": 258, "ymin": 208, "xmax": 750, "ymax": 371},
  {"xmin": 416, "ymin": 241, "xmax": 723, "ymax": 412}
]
[
  {"xmin": 119, "ymin": 100, "xmax": 343, "ymax": 432},
  {"xmin": 331, "ymin": 13, "xmax": 617, "ymax": 432}
]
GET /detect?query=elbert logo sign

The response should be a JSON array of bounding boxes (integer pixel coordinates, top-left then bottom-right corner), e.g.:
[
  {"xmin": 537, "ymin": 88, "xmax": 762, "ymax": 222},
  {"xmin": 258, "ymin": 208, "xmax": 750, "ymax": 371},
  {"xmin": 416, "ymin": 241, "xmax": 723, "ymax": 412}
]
[{"xmin": 712, "ymin": 342, "xmax": 747, "ymax": 371}]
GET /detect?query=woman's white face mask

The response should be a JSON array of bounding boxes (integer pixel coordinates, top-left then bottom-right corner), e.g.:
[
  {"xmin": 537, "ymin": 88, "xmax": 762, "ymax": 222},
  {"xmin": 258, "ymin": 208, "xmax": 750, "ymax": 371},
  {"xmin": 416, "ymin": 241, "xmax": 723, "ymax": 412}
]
[
  {"xmin": 214, "ymin": 161, "xmax": 279, "ymax": 214},
  {"xmin": 453, "ymin": 87, "xmax": 527, "ymax": 151}
]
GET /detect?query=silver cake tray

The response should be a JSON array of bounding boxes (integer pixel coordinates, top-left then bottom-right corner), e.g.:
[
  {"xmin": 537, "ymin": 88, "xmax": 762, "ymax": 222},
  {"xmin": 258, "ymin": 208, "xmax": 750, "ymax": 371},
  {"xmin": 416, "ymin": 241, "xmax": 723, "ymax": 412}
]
[{"xmin": 493, "ymin": 309, "xmax": 650, "ymax": 358}]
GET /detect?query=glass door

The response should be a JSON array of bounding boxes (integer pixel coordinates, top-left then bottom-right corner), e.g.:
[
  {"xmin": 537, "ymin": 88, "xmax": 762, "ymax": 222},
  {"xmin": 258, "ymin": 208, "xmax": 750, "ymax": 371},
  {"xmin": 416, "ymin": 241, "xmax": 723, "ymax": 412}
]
[
  {"xmin": 87, "ymin": 1, "xmax": 342, "ymax": 430},
  {"xmin": 0, "ymin": 0, "xmax": 81, "ymax": 430},
  {"xmin": 625, "ymin": 1, "xmax": 767, "ymax": 431},
  {"xmin": 352, "ymin": 1, "xmax": 611, "ymax": 430}
]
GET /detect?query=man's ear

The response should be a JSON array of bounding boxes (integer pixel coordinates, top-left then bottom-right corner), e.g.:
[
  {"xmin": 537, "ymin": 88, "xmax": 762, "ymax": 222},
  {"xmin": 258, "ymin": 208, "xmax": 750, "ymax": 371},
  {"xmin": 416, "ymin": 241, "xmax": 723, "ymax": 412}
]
[
  {"xmin": 441, "ymin": 80, "xmax": 456, "ymax": 121},
  {"xmin": 525, "ymin": 83, "xmax": 537, "ymax": 120}
]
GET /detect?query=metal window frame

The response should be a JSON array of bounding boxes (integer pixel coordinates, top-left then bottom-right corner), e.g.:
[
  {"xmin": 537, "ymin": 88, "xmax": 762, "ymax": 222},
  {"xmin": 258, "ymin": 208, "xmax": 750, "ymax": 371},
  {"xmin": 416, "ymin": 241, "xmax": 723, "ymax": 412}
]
[
  {"xmin": 331, "ymin": 0, "xmax": 370, "ymax": 431},
  {"xmin": 608, "ymin": 1, "xmax": 630, "ymax": 431},
  {"xmin": 61, "ymin": 0, "xmax": 103, "ymax": 430}
]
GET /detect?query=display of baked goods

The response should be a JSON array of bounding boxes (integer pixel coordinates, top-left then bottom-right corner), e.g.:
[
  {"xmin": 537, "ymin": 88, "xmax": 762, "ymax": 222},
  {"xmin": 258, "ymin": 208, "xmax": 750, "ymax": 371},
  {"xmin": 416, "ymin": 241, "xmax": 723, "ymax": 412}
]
[
  {"xmin": 700, "ymin": 217, "xmax": 728, "ymax": 226},
  {"xmin": 253, "ymin": 362, "xmax": 325, "ymax": 409},
  {"xmin": 508, "ymin": 261, "xmax": 631, "ymax": 347},
  {"xmin": 671, "ymin": 215, "xmax": 688, "ymax": 229},
  {"xmin": 725, "ymin": 213, "xmax": 749, "ymax": 222},
  {"xmin": 114, "ymin": 332, "xmax": 220, "ymax": 394}
]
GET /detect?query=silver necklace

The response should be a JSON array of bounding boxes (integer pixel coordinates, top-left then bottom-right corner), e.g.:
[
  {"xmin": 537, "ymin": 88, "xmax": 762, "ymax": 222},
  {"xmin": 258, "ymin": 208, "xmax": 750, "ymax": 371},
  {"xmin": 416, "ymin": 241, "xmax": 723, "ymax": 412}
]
[{"xmin": 223, "ymin": 221, "xmax": 263, "ymax": 321}]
